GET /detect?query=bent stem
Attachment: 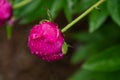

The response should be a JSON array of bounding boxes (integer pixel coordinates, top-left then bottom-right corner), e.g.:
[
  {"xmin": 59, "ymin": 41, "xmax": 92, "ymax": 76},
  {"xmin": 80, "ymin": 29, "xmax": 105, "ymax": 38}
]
[
  {"xmin": 61, "ymin": 0, "xmax": 106, "ymax": 33},
  {"xmin": 13, "ymin": 0, "xmax": 32, "ymax": 9}
]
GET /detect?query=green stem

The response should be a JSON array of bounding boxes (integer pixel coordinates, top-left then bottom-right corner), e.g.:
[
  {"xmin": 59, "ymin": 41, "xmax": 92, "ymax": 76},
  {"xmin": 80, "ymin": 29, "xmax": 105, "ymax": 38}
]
[
  {"xmin": 13, "ymin": 0, "xmax": 32, "ymax": 9},
  {"xmin": 61, "ymin": 0, "xmax": 105, "ymax": 33},
  {"xmin": 6, "ymin": 25, "xmax": 12, "ymax": 40}
]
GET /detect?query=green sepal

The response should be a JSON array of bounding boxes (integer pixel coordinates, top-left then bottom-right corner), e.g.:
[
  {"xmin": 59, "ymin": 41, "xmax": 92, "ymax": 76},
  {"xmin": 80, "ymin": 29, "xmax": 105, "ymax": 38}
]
[{"xmin": 62, "ymin": 42, "xmax": 68, "ymax": 55}]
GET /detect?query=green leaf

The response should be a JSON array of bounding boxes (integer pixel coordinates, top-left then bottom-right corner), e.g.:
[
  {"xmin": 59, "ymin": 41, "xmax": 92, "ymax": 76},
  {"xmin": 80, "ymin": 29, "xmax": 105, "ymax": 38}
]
[
  {"xmin": 14, "ymin": 0, "xmax": 42, "ymax": 17},
  {"xmin": 21, "ymin": 0, "xmax": 55, "ymax": 24},
  {"xmin": 83, "ymin": 45, "xmax": 120, "ymax": 71},
  {"xmin": 107, "ymin": 0, "xmax": 120, "ymax": 26},
  {"xmin": 13, "ymin": 0, "xmax": 32, "ymax": 9},
  {"xmin": 14, "ymin": 0, "xmax": 42, "ymax": 24},
  {"xmin": 70, "ymin": 22, "xmax": 120, "ymax": 64},
  {"xmin": 93, "ymin": 71, "xmax": 120, "ymax": 80},
  {"xmin": 73, "ymin": 0, "xmax": 97, "ymax": 13},
  {"xmin": 89, "ymin": 3, "xmax": 108, "ymax": 33},
  {"xmin": 70, "ymin": 32, "xmax": 104, "ymax": 43},
  {"xmin": 69, "ymin": 68, "xmax": 120, "ymax": 80},
  {"xmin": 71, "ymin": 44, "xmax": 99, "ymax": 64},
  {"xmin": 14, "ymin": 0, "xmax": 54, "ymax": 24},
  {"xmin": 68, "ymin": 69, "xmax": 93, "ymax": 80},
  {"xmin": 64, "ymin": 0, "xmax": 73, "ymax": 22},
  {"xmin": 50, "ymin": 0, "xmax": 64, "ymax": 19}
]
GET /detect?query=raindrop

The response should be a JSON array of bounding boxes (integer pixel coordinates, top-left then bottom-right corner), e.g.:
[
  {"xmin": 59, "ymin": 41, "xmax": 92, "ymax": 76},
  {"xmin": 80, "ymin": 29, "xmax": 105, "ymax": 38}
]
[
  {"xmin": 32, "ymin": 34, "xmax": 38, "ymax": 39},
  {"xmin": 35, "ymin": 51, "xmax": 39, "ymax": 54}
]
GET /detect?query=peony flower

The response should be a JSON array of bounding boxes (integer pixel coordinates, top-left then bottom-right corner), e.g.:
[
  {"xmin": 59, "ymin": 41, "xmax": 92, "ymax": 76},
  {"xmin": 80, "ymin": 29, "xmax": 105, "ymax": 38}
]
[
  {"xmin": 0, "ymin": 0, "xmax": 12, "ymax": 26},
  {"xmin": 28, "ymin": 20, "xmax": 67, "ymax": 62}
]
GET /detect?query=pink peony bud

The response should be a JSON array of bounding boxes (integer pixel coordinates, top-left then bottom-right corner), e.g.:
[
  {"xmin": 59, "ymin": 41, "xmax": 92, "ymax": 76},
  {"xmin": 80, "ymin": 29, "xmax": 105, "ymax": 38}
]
[
  {"xmin": 0, "ymin": 0, "xmax": 12, "ymax": 26},
  {"xmin": 28, "ymin": 20, "xmax": 66, "ymax": 62}
]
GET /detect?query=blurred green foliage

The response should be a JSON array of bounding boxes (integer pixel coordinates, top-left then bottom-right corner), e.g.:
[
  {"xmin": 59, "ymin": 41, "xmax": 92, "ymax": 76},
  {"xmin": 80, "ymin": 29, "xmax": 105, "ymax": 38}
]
[{"xmin": 11, "ymin": 0, "xmax": 120, "ymax": 80}]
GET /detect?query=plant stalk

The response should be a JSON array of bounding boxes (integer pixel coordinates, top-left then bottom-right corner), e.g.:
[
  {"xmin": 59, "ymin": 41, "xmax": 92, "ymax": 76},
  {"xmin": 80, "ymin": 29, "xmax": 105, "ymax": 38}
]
[
  {"xmin": 13, "ymin": 0, "xmax": 32, "ymax": 9},
  {"xmin": 61, "ymin": 0, "xmax": 105, "ymax": 33}
]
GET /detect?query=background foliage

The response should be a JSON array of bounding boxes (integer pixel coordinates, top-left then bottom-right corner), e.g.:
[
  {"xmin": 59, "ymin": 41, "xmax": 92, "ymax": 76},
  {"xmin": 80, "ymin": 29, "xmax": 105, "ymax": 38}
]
[{"xmin": 11, "ymin": 0, "xmax": 120, "ymax": 80}]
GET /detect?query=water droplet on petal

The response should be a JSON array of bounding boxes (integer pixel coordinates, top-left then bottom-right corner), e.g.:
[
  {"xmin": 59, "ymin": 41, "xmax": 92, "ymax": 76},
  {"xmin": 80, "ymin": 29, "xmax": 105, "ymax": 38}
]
[
  {"xmin": 35, "ymin": 51, "xmax": 39, "ymax": 54},
  {"xmin": 32, "ymin": 34, "xmax": 38, "ymax": 39}
]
